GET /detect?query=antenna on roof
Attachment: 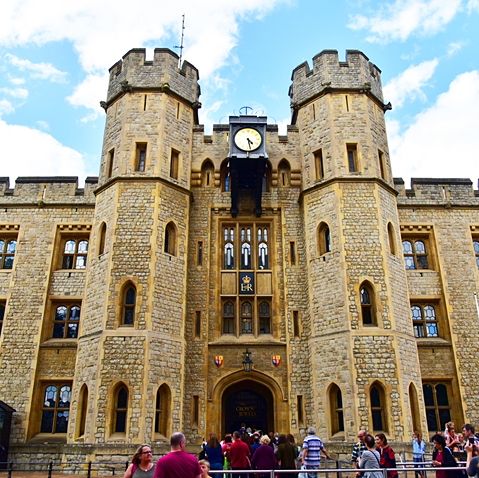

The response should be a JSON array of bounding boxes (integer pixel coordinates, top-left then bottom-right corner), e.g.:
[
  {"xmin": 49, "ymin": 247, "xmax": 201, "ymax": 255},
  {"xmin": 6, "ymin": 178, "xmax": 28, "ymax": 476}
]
[{"xmin": 174, "ymin": 14, "xmax": 185, "ymax": 68}]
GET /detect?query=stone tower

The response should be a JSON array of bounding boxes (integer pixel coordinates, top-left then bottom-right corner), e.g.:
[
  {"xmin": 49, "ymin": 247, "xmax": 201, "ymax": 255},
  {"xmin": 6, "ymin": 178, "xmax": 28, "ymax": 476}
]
[
  {"xmin": 290, "ymin": 50, "xmax": 426, "ymax": 440},
  {"xmin": 68, "ymin": 49, "xmax": 200, "ymax": 445}
]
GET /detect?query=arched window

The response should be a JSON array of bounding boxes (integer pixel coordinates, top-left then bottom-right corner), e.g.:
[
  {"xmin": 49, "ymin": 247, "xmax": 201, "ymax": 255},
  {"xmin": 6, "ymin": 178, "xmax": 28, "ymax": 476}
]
[
  {"xmin": 53, "ymin": 304, "xmax": 81, "ymax": 338},
  {"xmin": 318, "ymin": 222, "xmax": 331, "ymax": 255},
  {"xmin": 370, "ymin": 382, "xmax": 387, "ymax": 432},
  {"xmin": 164, "ymin": 222, "xmax": 177, "ymax": 256},
  {"xmin": 411, "ymin": 304, "xmax": 439, "ymax": 338},
  {"xmin": 329, "ymin": 384, "xmax": 345, "ymax": 435},
  {"xmin": 258, "ymin": 300, "xmax": 271, "ymax": 334},
  {"xmin": 360, "ymin": 282, "xmax": 376, "ymax": 326},
  {"xmin": 112, "ymin": 383, "xmax": 128, "ymax": 434},
  {"xmin": 409, "ymin": 383, "xmax": 420, "ymax": 435},
  {"xmin": 40, "ymin": 383, "xmax": 71, "ymax": 433},
  {"xmin": 387, "ymin": 223, "xmax": 396, "ymax": 255},
  {"xmin": 98, "ymin": 222, "xmax": 107, "ymax": 256},
  {"xmin": 240, "ymin": 301, "xmax": 253, "ymax": 334},
  {"xmin": 223, "ymin": 227, "xmax": 235, "ymax": 269},
  {"xmin": 240, "ymin": 227, "xmax": 252, "ymax": 269},
  {"xmin": 121, "ymin": 283, "xmax": 136, "ymax": 326},
  {"xmin": 262, "ymin": 162, "xmax": 272, "ymax": 192},
  {"xmin": 402, "ymin": 239, "xmax": 429, "ymax": 269},
  {"xmin": 201, "ymin": 160, "xmax": 215, "ymax": 187},
  {"xmin": 155, "ymin": 384, "xmax": 171, "ymax": 436},
  {"xmin": 257, "ymin": 227, "xmax": 269, "ymax": 269},
  {"xmin": 220, "ymin": 160, "xmax": 231, "ymax": 192},
  {"xmin": 222, "ymin": 300, "xmax": 235, "ymax": 334},
  {"xmin": 423, "ymin": 382, "xmax": 451, "ymax": 432},
  {"xmin": 77, "ymin": 384, "xmax": 88, "ymax": 438},
  {"xmin": 278, "ymin": 159, "xmax": 291, "ymax": 187}
]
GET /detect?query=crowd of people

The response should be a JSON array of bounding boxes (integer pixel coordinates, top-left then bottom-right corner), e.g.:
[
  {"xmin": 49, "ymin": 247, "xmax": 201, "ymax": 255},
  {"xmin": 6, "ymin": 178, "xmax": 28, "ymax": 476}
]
[{"xmin": 123, "ymin": 421, "xmax": 479, "ymax": 478}]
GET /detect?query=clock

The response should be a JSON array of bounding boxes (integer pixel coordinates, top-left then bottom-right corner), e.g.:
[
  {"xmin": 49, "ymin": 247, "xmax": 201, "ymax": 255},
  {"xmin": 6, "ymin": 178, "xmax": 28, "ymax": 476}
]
[{"xmin": 234, "ymin": 127, "xmax": 263, "ymax": 152}]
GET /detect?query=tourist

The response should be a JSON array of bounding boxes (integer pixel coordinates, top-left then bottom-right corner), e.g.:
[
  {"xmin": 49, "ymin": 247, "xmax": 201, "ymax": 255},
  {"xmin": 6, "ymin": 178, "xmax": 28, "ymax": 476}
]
[
  {"xmin": 199, "ymin": 459, "xmax": 213, "ymax": 478},
  {"xmin": 154, "ymin": 432, "xmax": 202, "ymax": 478},
  {"xmin": 251, "ymin": 435, "xmax": 277, "ymax": 478},
  {"xmin": 352, "ymin": 429, "xmax": 368, "ymax": 471},
  {"xmin": 445, "ymin": 422, "xmax": 461, "ymax": 450},
  {"xmin": 463, "ymin": 424, "xmax": 479, "ymax": 447},
  {"xmin": 431, "ymin": 433, "xmax": 459, "ymax": 478},
  {"xmin": 359, "ymin": 434, "xmax": 382, "ymax": 478},
  {"xmin": 229, "ymin": 430, "xmax": 251, "ymax": 478},
  {"xmin": 302, "ymin": 426, "xmax": 331, "ymax": 478},
  {"xmin": 276, "ymin": 434, "xmax": 298, "ymax": 478},
  {"xmin": 375, "ymin": 433, "xmax": 398, "ymax": 478},
  {"xmin": 124, "ymin": 444, "xmax": 155, "ymax": 478},
  {"xmin": 204, "ymin": 434, "xmax": 224, "ymax": 475},
  {"xmin": 412, "ymin": 431, "xmax": 426, "ymax": 478},
  {"xmin": 465, "ymin": 440, "xmax": 479, "ymax": 477}
]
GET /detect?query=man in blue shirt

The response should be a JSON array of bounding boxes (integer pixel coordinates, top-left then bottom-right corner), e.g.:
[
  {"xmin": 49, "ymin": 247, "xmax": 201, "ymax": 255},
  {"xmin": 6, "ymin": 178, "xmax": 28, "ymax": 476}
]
[{"xmin": 302, "ymin": 426, "xmax": 331, "ymax": 478}]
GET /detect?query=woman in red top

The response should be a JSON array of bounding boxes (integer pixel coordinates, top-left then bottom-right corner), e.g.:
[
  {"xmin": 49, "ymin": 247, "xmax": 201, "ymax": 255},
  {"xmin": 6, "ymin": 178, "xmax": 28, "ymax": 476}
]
[
  {"xmin": 375, "ymin": 433, "xmax": 398, "ymax": 478},
  {"xmin": 432, "ymin": 433, "xmax": 459, "ymax": 478}
]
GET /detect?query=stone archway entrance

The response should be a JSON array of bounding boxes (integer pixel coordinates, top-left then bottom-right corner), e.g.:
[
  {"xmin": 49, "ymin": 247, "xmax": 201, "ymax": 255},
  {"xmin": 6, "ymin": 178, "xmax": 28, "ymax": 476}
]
[{"xmin": 222, "ymin": 379, "xmax": 274, "ymax": 435}]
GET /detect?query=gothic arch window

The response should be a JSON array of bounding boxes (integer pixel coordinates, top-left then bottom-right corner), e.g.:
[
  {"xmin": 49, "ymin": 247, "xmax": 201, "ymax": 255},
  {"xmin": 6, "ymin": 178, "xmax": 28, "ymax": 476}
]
[
  {"xmin": 258, "ymin": 300, "xmax": 271, "ymax": 334},
  {"xmin": 40, "ymin": 383, "xmax": 72, "ymax": 433},
  {"xmin": 329, "ymin": 383, "xmax": 345, "ymax": 435},
  {"xmin": 155, "ymin": 384, "xmax": 171, "ymax": 436},
  {"xmin": 257, "ymin": 227, "xmax": 269, "ymax": 269},
  {"xmin": 98, "ymin": 222, "xmax": 107, "ymax": 256},
  {"xmin": 220, "ymin": 160, "xmax": 231, "ymax": 192},
  {"xmin": 164, "ymin": 222, "xmax": 177, "ymax": 256},
  {"xmin": 201, "ymin": 159, "xmax": 215, "ymax": 187},
  {"xmin": 262, "ymin": 161, "xmax": 272, "ymax": 192},
  {"xmin": 409, "ymin": 383, "xmax": 421, "ymax": 434},
  {"xmin": 77, "ymin": 384, "xmax": 88, "ymax": 438},
  {"xmin": 121, "ymin": 282, "xmax": 136, "ymax": 326},
  {"xmin": 370, "ymin": 382, "xmax": 387, "ymax": 432},
  {"xmin": 318, "ymin": 222, "xmax": 331, "ymax": 255},
  {"xmin": 240, "ymin": 227, "xmax": 252, "ymax": 269},
  {"xmin": 112, "ymin": 383, "xmax": 128, "ymax": 434},
  {"xmin": 223, "ymin": 227, "xmax": 235, "ymax": 269},
  {"xmin": 360, "ymin": 281, "xmax": 376, "ymax": 326},
  {"xmin": 222, "ymin": 300, "xmax": 235, "ymax": 334},
  {"xmin": 240, "ymin": 300, "xmax": 253, "ymax": 334},
  {"xmin": 387, "ymin": 222, "xmax": 396, "ymax": 255},
  {"xmin": 278, "ymin": 159, "xmax": 291, "ymax": 187}
]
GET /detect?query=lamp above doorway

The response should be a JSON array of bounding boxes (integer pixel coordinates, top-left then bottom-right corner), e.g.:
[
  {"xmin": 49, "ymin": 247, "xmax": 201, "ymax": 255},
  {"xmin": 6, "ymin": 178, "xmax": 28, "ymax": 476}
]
[{"xmin": 242, "ymin": 348, "xmax": 253, "ymax": 372}]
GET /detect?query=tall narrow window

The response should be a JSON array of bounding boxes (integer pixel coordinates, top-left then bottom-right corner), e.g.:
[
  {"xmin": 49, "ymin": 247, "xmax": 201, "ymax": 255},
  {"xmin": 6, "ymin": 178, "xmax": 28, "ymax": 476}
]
[
  {"xmin": 423, "ymin": 382, "xmax": 451, "ymax": 432},
  {"xmin": 347, "ymin": 144, "xmax": 358, "ymax": 172},
  {"xmin": 192, "ymin": 395, "xmax": 199, "ymax": 426},
  {"xmin": 77, "ymin": 384, "xmax": 88, "ymax": 438},
  {"xmin": 170, "ymin": 149, "xmax": 179, "ymax": 179},
  {"xmin": 62, "ymin": 239, "xmax": 88, "ymax": 269},
  {"xmin": 155, "ymin": 384, "xmax": 171, "ymax": 436},
  {"xmin": 257, "ymin": 227, "xmax": 269, "ymax": 269},
  {"xmin": 222, "ymin": 300, "xmax": 235, "ymax": 334},
  {"xmin": 195, "ymin": 311, "xmax": 201, "ymax": 337},
  {"xmin": 240, "ymin": 301, "xmax": 253, "ymax": 334},
  {"xmin": 164, "ymin": 222, "xmax": 177, "ymax": 256},
  {"xmin": 387, "ymin": 223, "xmax": 396, "ymax": 255},
  {"xmin": 318, "ymin": 222, "xmax": 331, "ymax": 255},
  {"xmin": 314, "ymin": 149, "xmax": 324, "ymax": 180},
  {"xmin": 121, "ymin": 283, "xmax": 136, "ymax": 326},
  {"xmin": 98, "ymin": 222, "xmax": 106, "ymax": 256},
  {"xmin": 0, "ymin": 238, "xmax": 17, "ymax": 269},
  {"xmin": 113, "ymin": 384, "xmax": 128, "ymax": 433},
  {"xmin": 360, "ymin": 282, "xmax": 376, "ymax": 326},
  {"xmin": 290, "ymin": 241, "xmax": 296, "ymax": 266},
  {"xmin": 297, "ymin": 395, "xmax": 304, "ymax": 426},
  {"xmin": 258, "ymin": 300, "xmax": 271, "ymax": 334},
  {"xmin": 0, "ymin": 300, "xmax": 5, "ymax": 335},
  {"xmin": 378, "ymin": 150, "xmax": 386, "ymax": 180},
  {"xmin": 201, "ymin": 160, "xmax": 214, "ymax": 187},
  {"xmin": 106, "ymin": 149, "xmax": 114, "ymax": 179},
  {"xmin": 197, "ymin": 241, "xmax": 203, "ymax": 266},
  {"xmin": 221, "ymin": 161, "xmax": 231, "ymax": 192},
  {"xmin": 473, "ymin": 239, "xmax": 479, "ymax": 268},
  {"xmin": 40, "ymin": 383, "xmax": 71, "ymax": 433},
  {"xmin": 370, "ymin": 382, "xmax": 387, "ymax": 432},
  {"xmin": 402, "ymin": 239, "xmax": 429, "ymax": 270},
  {"xmin": 411, "ymin": 304, "xmax": 439, "ymax": 338},
  {"xmin": 329, "ymin": 384, "xmax": 345, "ymax": 434},
  {"xmin": 278, "ymin": 159, "xmax": 291, "ymax": 187},
  {"xmin": 240, "ymin": 227, "xmax": 252, "ymax": 269},
  {"xmin": 52, "ymin": 304, "xmax": 81, "ymax": 339},
  {"xmin": 135, "ymin": 143, "xmax": 147, "ymax": 172},
  {"xmin": 409, "ymin": 383, "xmax": 421, "ymax": 435},
  {"xmin": 293, "ymin": 310, "xmax": 300, "ymax": 337}
]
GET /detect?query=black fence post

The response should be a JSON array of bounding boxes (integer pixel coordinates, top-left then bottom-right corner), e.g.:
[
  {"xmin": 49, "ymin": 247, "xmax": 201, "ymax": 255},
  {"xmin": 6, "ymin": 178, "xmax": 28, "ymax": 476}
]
[
  {"xmin": 7, "ymin": 462, "xmax": 13, "ymax": 478},
  {"xmin": 87, "ymin": 461, "xmax": 92, "ymax": 478},
  {"xmin": 48, "ymin": 460, "xmax": 53, "ymax": 478}
]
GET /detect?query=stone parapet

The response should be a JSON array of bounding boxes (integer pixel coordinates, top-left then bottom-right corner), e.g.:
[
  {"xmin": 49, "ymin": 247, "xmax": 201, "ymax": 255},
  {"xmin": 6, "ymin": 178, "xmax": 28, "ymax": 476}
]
[
  {"xmin": 289, "ymin": 49, "xmax": 383, "ymax": 108},
  {"xmin": 107, "ymin": 48, "xmax": 200, "ymax": 105}
]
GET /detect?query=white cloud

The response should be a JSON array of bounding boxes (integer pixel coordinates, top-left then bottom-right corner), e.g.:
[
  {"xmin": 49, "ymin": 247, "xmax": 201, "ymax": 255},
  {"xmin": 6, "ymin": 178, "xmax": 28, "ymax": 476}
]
[
  {"xmin": 67, "ymin": 73, "xmax": 108, "ymax": 122},
  {"xmin": 383, "ymin": 59, "xmax": 439, "ymax": 108},
  {"xmin": 387, "ymin": 70, "xmax": 479, "ymax": 182},
  {"xmin": 348, "ymin": 0, "xmax": 462, "ymax": 43},
  {"xmin": 447, "ymin": 41, "xmax": 465, "ymax": 57},
  {"xmin": 467, "ymin": 0, "xmax": 479, "ymax": 12},
  {"xmin": 5, "ymin": 54, "xmax": 67, "ymax": 83},
  {"xmin": 0, "ymin": 86, "xmax": 29, "ymax": 99},
  {"xmin": 0, "ymin": 119, "xmax": 88, "ymax": 181},
  {"xmin": 8, "ymin": 77, "xmax": 26, "ymax": 86},
  {"xmin": 0, "ymin": 99, "xmax": 14, "ymax": 115}
]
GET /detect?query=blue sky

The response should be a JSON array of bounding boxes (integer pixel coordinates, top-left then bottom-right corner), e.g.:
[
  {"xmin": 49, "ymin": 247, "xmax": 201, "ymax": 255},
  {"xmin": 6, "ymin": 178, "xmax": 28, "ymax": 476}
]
[{"xmin": 1, "ymin": 0, "xmax": 478, "ymax": 186}]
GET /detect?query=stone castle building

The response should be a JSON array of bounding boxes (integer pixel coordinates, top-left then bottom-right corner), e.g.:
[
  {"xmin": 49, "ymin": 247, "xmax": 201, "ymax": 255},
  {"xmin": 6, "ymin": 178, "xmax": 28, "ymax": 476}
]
[{"xmin": 0, "ymin": 47, "xmax": 478, "ymax": 465}]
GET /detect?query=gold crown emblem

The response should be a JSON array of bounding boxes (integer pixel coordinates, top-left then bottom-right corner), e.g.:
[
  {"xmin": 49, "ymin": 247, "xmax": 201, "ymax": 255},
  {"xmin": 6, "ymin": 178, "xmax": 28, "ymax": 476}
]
[{"xmin": 242, "ymin": 275, "xmax": 251, "ymax": 284}]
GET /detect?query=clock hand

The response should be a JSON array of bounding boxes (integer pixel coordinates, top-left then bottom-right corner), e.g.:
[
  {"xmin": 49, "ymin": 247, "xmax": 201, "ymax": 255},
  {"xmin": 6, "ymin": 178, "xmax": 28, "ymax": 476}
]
[{"xmin": 247, "ymin": 137, "xmax": 253, "ymax": 149}]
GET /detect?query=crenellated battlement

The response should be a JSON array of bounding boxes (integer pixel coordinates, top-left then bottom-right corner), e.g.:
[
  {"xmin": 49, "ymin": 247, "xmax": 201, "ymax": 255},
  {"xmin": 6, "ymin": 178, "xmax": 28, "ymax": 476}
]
[
  {"xmin": 0, "ymin": 176, "xmax": 98, "ymax": 203},
  {"xmin": 394, "ymin": 177, "xmax": 479, "ymax": 205},
  {"xmin": 289, "ymin": 49, "xmax": 384, "ymax": 108},
  {"xmin": 106, "ymin": 48, "xmax": 200, "ymax": 105}
]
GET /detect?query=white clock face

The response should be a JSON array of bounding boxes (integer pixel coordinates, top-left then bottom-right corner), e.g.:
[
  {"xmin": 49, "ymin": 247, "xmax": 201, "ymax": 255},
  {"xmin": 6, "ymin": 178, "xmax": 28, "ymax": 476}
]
[{"xmin": 234, "ymin": 127, "xmax": 262, "ymax": 152}]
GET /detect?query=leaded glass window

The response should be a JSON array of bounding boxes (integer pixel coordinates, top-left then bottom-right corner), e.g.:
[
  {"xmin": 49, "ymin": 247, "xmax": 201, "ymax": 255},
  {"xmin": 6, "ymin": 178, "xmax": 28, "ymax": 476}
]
[
  {"xmin": 122, "ymin": 284, "xmax": 136, "ymax": 326},
  {"xmin": 223, "ymin": 300, "xmax": 235, "ymax": 334},
  {"xmin": 114, "ymin": 385, "xmax": 128, "ymax": 433},
  {"xmin": 52, "ymin": 304, "xmax": 80, "ymax": 339},
  {"xmin": 402, "ymin": 239, "xmax": 429, "ymax": 270},
  {"xmin": 0, "ymin": 239, "xmax": 17, "ymax": 269},
  {"xmin": 240, "ymin": 301, "xmax": 253, "ymax": 334},
  {"xmin": 62, "ymin": 239, "xmax": 88, "ymax": 269},
  {"xmin": 423, "ymin": 382, "xmax": 451, "ymax": 432},
  {"xmin": 360, "ymin": 283, "xmax": 376, "ymax": 326},
  {"xmin": 40, "ymin": 384, "xmax": 71, "ymax": 433},
  {"xmin": 370, "ymin": 383, "xmax": 387, "ymax": 432},
  {"xmin": 411, "ymin": 304, "xmax": 439, "ymax": 338},
  {"xmin": 258, "ymin": 300, "xmax": 271, "ymax": 334}
]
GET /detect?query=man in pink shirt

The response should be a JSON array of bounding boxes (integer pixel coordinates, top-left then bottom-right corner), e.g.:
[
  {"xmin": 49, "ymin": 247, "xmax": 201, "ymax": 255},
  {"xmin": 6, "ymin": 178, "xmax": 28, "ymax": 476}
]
[
  {"xmin": 154, "ymin": 432, "xmax": 202, "ymax": 478},
  {"xmin": 229, "ymin": 431, "xmax": 251, "ymax": 478}
]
